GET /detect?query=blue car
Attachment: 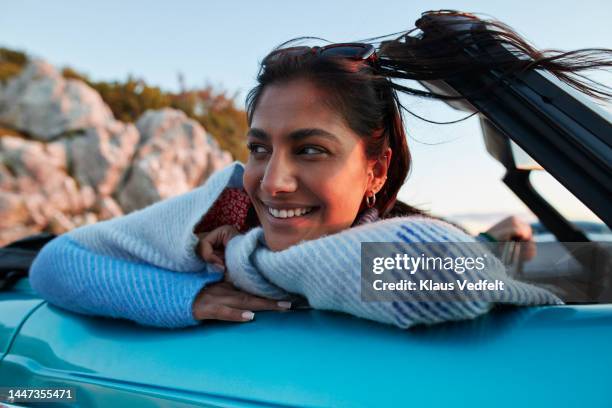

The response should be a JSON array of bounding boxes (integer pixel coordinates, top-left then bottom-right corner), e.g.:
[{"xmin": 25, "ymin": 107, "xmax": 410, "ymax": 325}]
[{"xmin": 1, "ymin": 13, "xmax": 611, "ymax": 407}]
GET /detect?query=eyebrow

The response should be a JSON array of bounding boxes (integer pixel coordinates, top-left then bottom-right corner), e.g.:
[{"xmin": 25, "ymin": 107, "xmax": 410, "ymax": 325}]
[{"xmin": 247, "ymin": 127, "xmax": 340, "ymax": 143}]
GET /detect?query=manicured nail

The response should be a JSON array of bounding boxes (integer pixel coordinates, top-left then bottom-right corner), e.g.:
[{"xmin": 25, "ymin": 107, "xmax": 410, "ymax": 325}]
[
  {"xmin": 242, "ymin": 311, "xmax": 255, "ymax": 321},
  {"xmin": 277, "ymin": 301, "xmax": 292, "ymax": 309}
]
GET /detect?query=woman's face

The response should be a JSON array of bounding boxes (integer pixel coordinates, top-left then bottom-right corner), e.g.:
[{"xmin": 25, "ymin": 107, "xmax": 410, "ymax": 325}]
[{"xmin": 244, "ymin": 78, "xmax": 387, "ymax": 251}]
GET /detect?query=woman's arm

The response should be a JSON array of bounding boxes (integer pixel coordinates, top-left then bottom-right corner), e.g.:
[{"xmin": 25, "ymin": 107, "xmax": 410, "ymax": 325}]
[
  {"xmin": 29, "ymin": 234, "xmax": 223, "ymax": 328},
  {"xmin": 28, "ymin": 162, "xmax": 278, "ymax": 328},
  {"xmin": 30, "ymin": 226, "xmax": 289, "ymax": 328},
  {"xmin": 27, "ymin": 179, "xmax": 226, "ymax": 328}
]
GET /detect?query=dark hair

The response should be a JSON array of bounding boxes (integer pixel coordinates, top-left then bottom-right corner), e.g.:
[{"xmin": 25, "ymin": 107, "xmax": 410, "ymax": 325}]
[{"xmin": 246, "ymin": 10, "xmax": 612, "ymax": 219}]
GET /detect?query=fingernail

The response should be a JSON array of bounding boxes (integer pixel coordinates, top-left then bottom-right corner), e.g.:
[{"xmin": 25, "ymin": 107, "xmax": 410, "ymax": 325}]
[
  {"xmin": 277, "ymin": 301, "xmax": 292, "ymax": 309},
  {"xmin": 242, "ymin": 311, "xmax": 255, "ymax": 321}
]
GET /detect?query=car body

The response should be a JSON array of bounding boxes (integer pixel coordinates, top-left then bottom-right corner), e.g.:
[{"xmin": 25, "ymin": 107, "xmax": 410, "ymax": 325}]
[
  {"xmin": 2, "ymin": 279, "xmax": 612, "ymax": 407},
  {"xmin": 1, "ymin": 12, "xmax": 611, "ymax": 407}
]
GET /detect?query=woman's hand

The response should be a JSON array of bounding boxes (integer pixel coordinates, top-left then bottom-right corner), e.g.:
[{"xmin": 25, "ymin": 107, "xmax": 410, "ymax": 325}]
[
  {"xmin": 194, "ymin": 225, "xmax": 291, "ymax": 322},
  {"xmin": 196, "ymin": 225, "xmax": 241, "ymax": 270},
  {"xmin": 192, "ymin": 281, "xmax": 292, "ymax": 322},
  {"xmin": 485, "ymin": 216, "xmax": 533, "ymax": 242},
  {"xmin": 484, "ymin": 216, "xmax": 536, "ymax": 261}
]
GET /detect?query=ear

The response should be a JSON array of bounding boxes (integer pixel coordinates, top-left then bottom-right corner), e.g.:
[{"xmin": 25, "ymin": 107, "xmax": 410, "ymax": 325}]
[{"xmin": 367, "ymin": 147, "xmax": 392, "ymax": 194}]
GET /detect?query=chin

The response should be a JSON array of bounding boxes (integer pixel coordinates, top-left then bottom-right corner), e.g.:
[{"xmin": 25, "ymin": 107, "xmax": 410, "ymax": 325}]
[
  {"xmin": 263, "ymin": 230, "xmax": 309, "ymax": 252},
  {"xmin": 265, "ymin": 235, "xmax": 297, "ymax": 252}
]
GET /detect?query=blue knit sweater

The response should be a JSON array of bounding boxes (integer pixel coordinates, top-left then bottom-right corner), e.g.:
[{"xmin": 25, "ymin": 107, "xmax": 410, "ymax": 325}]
[{"xmin": 29, "ymin": 162, "xmax": 562, "ymax": 328}]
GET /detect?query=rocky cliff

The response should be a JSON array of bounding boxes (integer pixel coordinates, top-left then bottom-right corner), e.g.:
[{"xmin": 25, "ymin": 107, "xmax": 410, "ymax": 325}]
[{"xmin": 0, "ymin": 60, "xmax": 233, "ymax": 245}]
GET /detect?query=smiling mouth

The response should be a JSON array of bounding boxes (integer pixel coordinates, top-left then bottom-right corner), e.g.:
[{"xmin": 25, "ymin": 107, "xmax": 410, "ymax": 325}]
[{"xmin": 267, "ymin": 206, "xmax": 318, "ymax": 219}]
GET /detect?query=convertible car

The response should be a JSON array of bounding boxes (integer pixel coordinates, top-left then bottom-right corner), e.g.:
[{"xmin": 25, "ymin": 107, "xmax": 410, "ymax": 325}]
[{"xmin": 1, "ymin": 12, "xmax": 611, "ymax": 407}]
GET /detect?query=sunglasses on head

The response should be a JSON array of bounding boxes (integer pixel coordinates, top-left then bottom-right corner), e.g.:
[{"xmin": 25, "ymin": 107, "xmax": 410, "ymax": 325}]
[{"xmin": 263, "ymin": 43, "xmax": 378, "ymax": 66}]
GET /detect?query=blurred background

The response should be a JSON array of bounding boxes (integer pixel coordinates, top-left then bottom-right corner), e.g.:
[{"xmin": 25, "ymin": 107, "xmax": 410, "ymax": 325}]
[{"xmin": 1, "ymin": 0, "xmax": 610, "ymax": 244}]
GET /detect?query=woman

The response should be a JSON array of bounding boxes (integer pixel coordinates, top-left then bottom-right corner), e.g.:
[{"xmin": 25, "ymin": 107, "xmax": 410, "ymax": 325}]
[{"xmin": 29, "ymin": 11, "xmax": 610, "ymax": 328}]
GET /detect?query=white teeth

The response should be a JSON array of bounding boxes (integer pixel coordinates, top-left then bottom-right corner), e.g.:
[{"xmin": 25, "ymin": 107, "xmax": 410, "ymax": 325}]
[{"xmin": 268, "ymin": 206, "xmax": 313, "ymax": 219}]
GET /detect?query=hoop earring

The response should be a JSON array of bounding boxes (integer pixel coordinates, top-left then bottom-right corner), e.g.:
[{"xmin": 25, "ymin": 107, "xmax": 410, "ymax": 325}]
[{"xmin": 366, "ymin": 192, "xmax": 376, "ymax": 208}]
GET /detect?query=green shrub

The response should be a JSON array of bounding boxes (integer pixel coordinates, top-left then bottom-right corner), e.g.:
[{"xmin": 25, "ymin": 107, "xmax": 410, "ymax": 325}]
[
  {"xmin": 0, "ymin": 47, "xmax": 28, "ymax": 82},
  {"xmin": 0, "ymin": 48, "xmax": 27, "ymax": 66},
  {"xmin": 91, "ymin": 78, "xmax": 171, "ymax": 123}
]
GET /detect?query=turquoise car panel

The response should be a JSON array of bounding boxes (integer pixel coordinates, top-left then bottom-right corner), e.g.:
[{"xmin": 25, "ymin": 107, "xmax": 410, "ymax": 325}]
[
  {"xmin": 2, "ymin": 291, "xmax": 612, "ymax": 407},
  {"xmin": 0, "ymin": 279, "xmax": 44, "ymax": 358}
]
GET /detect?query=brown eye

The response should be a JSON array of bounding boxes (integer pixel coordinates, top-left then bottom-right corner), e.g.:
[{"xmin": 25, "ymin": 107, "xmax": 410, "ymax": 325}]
[
  {"xmin": 247, "ymin": 143, "xmax": 269, "ymax": 154},
  {"xmin": 299, "ymin": 146, "xmax": 327, "ymax": 155}
]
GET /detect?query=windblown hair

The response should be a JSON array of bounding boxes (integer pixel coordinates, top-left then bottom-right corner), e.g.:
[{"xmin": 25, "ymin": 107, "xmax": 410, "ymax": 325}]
[{"xmin": 246, "ymin": 10, "xmax": 612, "ymax": 218}]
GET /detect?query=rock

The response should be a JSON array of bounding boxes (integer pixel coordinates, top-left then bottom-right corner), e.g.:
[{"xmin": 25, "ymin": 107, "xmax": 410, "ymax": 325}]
[
  {"xmin": 117, "ymin": 108, "xmax": 232, "ymax": 212},
  {"xmin": 69, "ymin": 121, "xmax": 140, "ymax": 196},
  {"xmin": 0, "ymin": 224, "xmax": 44, "ymax": 247},
  {"xmin": 116, "ymin": 165, "xmax": 161, "ymax": 213},
  {"xmin": 71, "ymin": 212, "xmax": 98, "ymax": 228},
  {"xmin": 0, "ymin": 162, "xmax": 15, "ymax": 190},
  {"xmin": 0, "ymin": 60, "xmax": 114, "ymax": 141},
  {"xmin": 0, "ymin": 59, "xmax": 236, "ymax": 246},
  {"xmin": 94, "ymin": 196, "xmax": 124, "ymax": 220},
  {"xmin": 0, "ymin": 136, "xmax": 97, "ymax": 231},
  {"xmin": 48, "ymin": 211, "xmax": 76, "ymax": 235},
  {"xmin": 48, "ymin": 179, "xmax": 96, "ymax": 215},
  {"xmin": 0, "ymin": 191, "xmax": 29, "ymax": 229},
  {"xmin": 0, "ymin": 136, "xmax": 67, "ymax": 193},
  {"xmin": 205, "ymin": 141, "xmax": 235, "ymax": 181}
]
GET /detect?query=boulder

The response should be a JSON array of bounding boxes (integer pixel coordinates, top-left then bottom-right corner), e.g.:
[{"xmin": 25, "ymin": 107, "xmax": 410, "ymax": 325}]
[
  {"xmin": 0, "ymin": 224, "xmax": 44, "ymax": 246},
  {"xmin": 0, "ymin": 136, "xmax": 96, "ymax": 229},
  {"xmin": 0, "ymin": 60, "xmax": 114, "ymax": 141},
  {"xmin": 0, "ymin": 161, "xmax": 15, "ymax": 190},
  {"xmin": 0, "ymin": 59, "xmax": 236, "ymax": 246},
  {"xmin": 68, "ymin": 121, "xmax": 140, "ymax": 196},
  {"xmin": 94, "ymin": 196, "xmax": 124, "ymax": 220},
  {"xmin": 0, "ymin": 136, "xmax": 67, "ymax": 193},
  {"xmin": 0, "ymin": 191, "xmax": 29, "ymax": 229},
  {"xmin": 117, "ymin": 108, "xmax": 232, "ymax": 212},
  {"xmin": 47, "ymin": 211, "xmax": 77, "ymax": 235}
]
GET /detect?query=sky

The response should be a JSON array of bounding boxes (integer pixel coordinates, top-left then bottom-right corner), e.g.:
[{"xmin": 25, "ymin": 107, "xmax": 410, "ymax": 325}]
[{"xmin": 2, "ymin": 0, "xmax": 610, "ymax": 226}]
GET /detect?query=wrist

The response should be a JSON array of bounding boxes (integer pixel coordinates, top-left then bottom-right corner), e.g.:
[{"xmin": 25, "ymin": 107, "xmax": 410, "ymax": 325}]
[{"xmin": 192, "ymin": 284, "xmax": 208, "ymax": 320}]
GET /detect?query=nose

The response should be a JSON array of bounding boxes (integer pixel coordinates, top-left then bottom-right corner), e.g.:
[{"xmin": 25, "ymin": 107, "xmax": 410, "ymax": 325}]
[{"xmin": 260, "ymin": 151, "xmax": 298, "ymax": 196}]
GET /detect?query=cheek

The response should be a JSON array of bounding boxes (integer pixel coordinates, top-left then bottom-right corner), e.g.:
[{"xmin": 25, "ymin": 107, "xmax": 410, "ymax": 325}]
[
  {"xmin": 317, "ymin": 177, "xmax": 366, "ymax": 217},
  {"xmin": 242, "ymin": 163, "xmax": 261, "ymax": 198}
]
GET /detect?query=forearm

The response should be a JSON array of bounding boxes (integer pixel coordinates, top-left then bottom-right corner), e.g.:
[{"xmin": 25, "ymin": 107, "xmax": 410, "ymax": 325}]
[
  {"xmin": 29, "ymin": 235, "xmax": 223, "ymax": 328},
  {"xmin": 67, "ymin": 162, "xmax": 245, "ymax": 272}
]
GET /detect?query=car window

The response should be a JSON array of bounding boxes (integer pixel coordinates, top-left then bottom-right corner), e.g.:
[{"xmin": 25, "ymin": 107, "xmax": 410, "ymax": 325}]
[
  {"xmin": 529, "ymin": 170, "xmax": 611, "ymax": 241},
  {"xmin": 497, "ymin": 160, "xmax": 612, "ymax": 304}
]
